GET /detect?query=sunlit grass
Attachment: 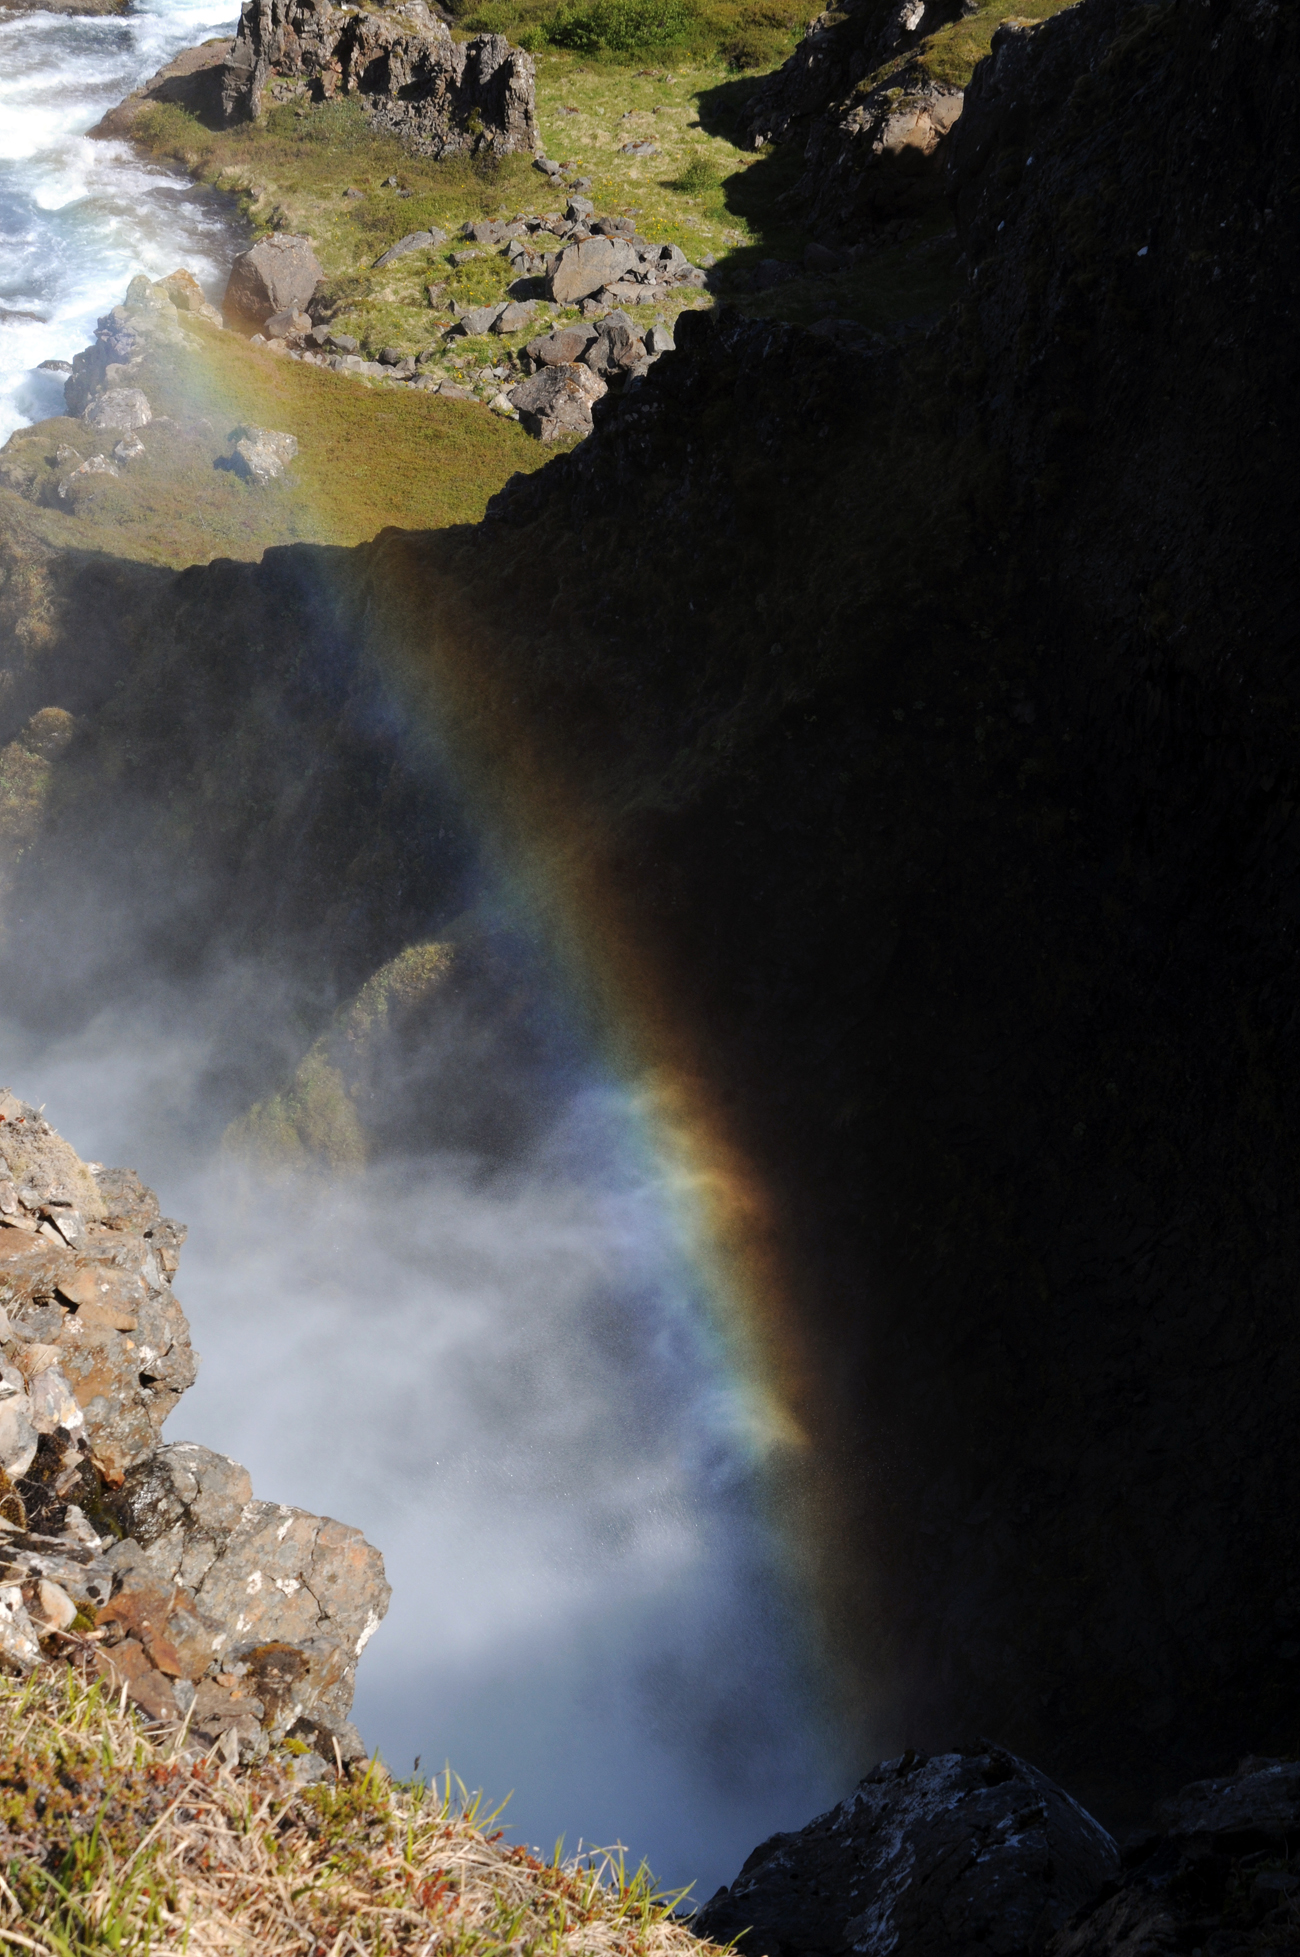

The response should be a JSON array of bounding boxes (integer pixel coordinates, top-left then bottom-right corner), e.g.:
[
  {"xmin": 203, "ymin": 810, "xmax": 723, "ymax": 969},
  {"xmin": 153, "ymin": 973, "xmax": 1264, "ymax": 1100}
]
[{"xmin": 0, "ymin": 1663, "xmax": 714, "ymax": 1957}]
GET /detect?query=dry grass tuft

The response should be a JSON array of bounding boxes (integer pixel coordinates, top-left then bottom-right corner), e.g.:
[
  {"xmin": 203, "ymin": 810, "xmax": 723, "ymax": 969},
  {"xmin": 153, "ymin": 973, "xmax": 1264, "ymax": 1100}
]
[{"xmin": 0, "ymin": 1663, "xmax": 716, "ymax": 1957}]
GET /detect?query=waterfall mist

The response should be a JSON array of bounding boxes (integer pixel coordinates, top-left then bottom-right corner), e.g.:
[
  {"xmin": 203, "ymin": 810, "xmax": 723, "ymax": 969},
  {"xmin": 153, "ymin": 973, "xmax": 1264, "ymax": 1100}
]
[{"xmin": 0, "ymin": 911, "xmax": 843, "ymax": 1895}]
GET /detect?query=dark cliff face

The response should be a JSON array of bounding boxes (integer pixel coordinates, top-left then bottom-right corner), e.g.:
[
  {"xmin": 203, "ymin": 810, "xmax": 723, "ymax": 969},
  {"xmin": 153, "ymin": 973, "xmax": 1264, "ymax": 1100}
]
[{"xmin": 1, "ymin": 0, "xmax": 1297, "ymax": 1825}]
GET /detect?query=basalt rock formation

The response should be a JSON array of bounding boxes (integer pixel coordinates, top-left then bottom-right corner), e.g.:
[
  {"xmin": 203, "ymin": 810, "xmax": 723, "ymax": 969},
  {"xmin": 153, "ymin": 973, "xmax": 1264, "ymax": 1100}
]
[
  {"xmin": 218, "ymin": 0, "xmax": 539, "ymax": 158},
  {"xmin": 0, "ymin": 1093, "xmax": 388, "ymax": 1772}
]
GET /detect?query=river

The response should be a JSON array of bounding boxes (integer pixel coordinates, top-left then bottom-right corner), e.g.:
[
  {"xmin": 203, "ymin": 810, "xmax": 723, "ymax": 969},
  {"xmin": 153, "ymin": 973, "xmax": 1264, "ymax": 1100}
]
[{"xmin": 0, "ymin": 0, "xmax": 240, "ymax": 443}]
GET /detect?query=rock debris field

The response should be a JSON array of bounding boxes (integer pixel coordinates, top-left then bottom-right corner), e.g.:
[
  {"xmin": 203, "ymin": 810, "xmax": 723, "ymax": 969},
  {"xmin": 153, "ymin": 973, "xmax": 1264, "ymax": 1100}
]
[
  {"xmin": 0, "ymin": 1089, "xmax": 388, "ymax": 1775},
  {"xmin": 224, "ymin": 203, "xmax": 708, "ymax": 442}
]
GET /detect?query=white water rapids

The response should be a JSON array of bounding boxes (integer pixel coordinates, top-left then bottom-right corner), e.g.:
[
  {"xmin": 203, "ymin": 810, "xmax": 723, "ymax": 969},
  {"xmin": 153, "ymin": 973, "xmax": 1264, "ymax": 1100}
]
[{"xmin": 0, "ymin": 0, "xmax": 240, "ymax": 442}]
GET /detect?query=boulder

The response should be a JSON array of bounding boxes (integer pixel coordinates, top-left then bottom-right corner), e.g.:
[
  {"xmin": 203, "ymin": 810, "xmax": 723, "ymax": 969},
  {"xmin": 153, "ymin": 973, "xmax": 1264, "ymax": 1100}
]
[
  {"xmin": 63, "ymin": 280, "xmax": 182, "ymax": 416},
  {"xmin": 227, "ymin": 425, "xmax": 298, "ymax": 485},
  {"xmin": 694, "ymin": 1745, "xmax": 1120, "ymax": 1957},
  {"xmin": 222, "ymin": 235, "xmax": 324, "ymax": 333},
  {"xmin": 1050, "ymin": 1759, "xmax": 1300, "ymax": 1956},
  {"xmin": 1152, "ymin": 1758, "xmax": 1300, "ymax": 1841},
  {"xmin": 751, "ymin": 258, "xmax": 797, "ymax": 290},
  {"xmin": 507, "ymin": 361, "xmax": 606, "ymax": 441},
  {"xmin": 83, "ymin": 387, "xmax": 151, "ymax": 432},
  {"xmin": 549, "ymin": 235, "xmax": 638, "ymax": 304},
  {"xmin": 524, "ymin": 322, "xmax": 597, "ymax": 367},
  {"xmin": 218, "ymin": 0, "xmax": 538, "ymax": 160},
  {"xmin": 492, "ymin": 301, "xmax": 536, "ymax": 334}
]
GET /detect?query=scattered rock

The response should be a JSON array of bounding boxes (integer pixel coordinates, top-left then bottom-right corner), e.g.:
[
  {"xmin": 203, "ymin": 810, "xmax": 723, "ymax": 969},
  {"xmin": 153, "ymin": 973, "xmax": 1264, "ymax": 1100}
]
[
  {"xmin": 525, "ymin": 322, "xmax": 598, "ymax": 367},
  {"xmin": 507, "ymin": 361, "xmax": 606, "ymax": 441},
  {"xmin": 264, "ymin": 308, "xmax": 312, "ymax": 339},
  {"xmin": 645, "ymin": 322, "xmax": 675, "ymax": 354},
  {"xmin": 222, "ymin": 235, "xmax": 325, "ymax": 335},
  {"xmin": 619, "ymin": 140, "xmax": 658, "ymax": 158},
  {"xmin": 83, "ymin": 387, "xmax": 151, "ymax": 432},
  {"xmin": 491, "ymin": 301, "xmax": 536, "ymax": 334},
  {"xmin": 550, "ymin": 235, "xmax": 639, "ymax": 304},
  {"xmin": 447, "ymin": 303, "xmax": 506, "ymax": 337},
  {"xmin": 581, "ymin": 310, "xmax": 645, "ymax": 378},
  {"xmin": 449, "ymin": 249, "xmax": 482, "ymax": 268},
  {"xmin": 218, "ymin": 0, "xmax": 538, "ymax": 160},
  {"xmin": 157, "ymin": 268, "xmax": 222, "ymax": 325},
  {"xmin": 373, "ymin": 229, "xmax": 446, "ymax": 269},
  {"xmin": 226, "ymin": 425, "xmax": 298, "ymax": 486},
  {"xmin": 695, "ymin": 1744, "xmax": 1120, "ymax": 1957},
  {"xmin": 327, "ymin": 332, "xmax": 360, "ymax": 354}
]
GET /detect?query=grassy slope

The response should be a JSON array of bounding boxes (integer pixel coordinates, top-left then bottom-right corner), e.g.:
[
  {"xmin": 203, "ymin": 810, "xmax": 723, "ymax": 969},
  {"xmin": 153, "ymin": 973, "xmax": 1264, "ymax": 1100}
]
[
  {"xmin": 0, "ymin": 1662, "xmax": 707, "ymax": 1956},
  {"xmin": 0, "ymin": 315, "xmax": 548, "ymax": 570}
]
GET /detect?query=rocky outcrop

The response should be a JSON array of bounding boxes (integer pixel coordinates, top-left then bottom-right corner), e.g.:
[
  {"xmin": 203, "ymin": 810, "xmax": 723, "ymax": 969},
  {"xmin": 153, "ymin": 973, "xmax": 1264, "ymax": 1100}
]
[
  {"xmin": 737, "ymin": 0, "xmax": 968, "ymax": 241},
  {"xmin": 62, "ymin": 275, "xmax": 185, "ymax": 419},
  {"xmin": 507, "ymin": 361, "xmax": 606, "ymax": 442},
  {"xmin": 0, "ymin": 1092, "xmax": 388, "ymax": 1772},
  {"xmin": 218, "ymin": 0, "xmax": 538, "ymax": 158},
  {"xmin": 87, "ymin": 38, "xmax": 233, "ymax": 139},
  {"xmin": 695, "ymin": 1745, "xmax": 1120, "ymax": 1957},
  {"xmin": 696, "ymin": 1751, "xmax": 1300, "ymax": 1957}
]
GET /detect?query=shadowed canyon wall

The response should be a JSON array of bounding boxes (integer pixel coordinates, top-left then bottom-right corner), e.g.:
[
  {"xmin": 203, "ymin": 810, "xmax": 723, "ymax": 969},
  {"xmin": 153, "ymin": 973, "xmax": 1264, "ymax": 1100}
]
[{"xmin": 0, "ymin": 0, "xmax": 1297, "ymax": 1829}]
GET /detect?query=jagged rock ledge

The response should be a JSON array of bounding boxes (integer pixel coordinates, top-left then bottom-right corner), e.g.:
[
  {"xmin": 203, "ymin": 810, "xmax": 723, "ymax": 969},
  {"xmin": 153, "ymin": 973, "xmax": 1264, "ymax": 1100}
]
[
  {"xmin": 695, "ymin": 1746, "xmax": 1300, "ymax": 1957},
  {"xmin": 0, "ymin": 1089, "xmax": 388, "ymax": 1778}
]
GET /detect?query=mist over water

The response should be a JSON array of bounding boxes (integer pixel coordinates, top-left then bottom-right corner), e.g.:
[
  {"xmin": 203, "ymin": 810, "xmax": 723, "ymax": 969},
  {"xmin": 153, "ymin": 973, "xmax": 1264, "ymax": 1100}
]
[
  {"xmin": 0, "ymin": 957, "xmax": 843, "ymax": 1894},
  {"xmin": 0, "ymin": 0, "xmax": 241, "ymax": 442}
]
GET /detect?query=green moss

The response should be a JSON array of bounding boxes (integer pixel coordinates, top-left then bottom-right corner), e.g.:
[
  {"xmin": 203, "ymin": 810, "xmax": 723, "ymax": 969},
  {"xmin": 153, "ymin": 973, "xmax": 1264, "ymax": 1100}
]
[
  {"xmin": 345, "ymin": 941, "xmax": 455, "ymax": 1049},
  {"xmin": 228, "ymin": 1044, "xmax": 369, "ymax": 1169}
]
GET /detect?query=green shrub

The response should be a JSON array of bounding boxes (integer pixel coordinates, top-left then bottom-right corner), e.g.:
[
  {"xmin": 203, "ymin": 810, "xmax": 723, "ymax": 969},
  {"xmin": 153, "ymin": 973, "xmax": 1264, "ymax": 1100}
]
[
  {"xmin": 546, "ymin": 0, "xmax": 698, "ymax": 56},
  {"xmin": 672, "ymin": 152, "xmax": 719, "ymax": 192}
]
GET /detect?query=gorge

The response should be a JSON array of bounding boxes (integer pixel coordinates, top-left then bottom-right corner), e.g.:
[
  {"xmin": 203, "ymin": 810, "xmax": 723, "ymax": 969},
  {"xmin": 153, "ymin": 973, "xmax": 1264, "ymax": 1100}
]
[{"xmin": 0, "ymin": 0, "xmax": 1297, "ymax": 1947}]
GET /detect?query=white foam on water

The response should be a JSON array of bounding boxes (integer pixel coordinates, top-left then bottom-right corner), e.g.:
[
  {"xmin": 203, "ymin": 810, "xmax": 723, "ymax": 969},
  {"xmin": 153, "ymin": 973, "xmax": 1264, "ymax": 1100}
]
[{"xmin": 0, "ymin": 0, "xmax": 241, "ymax": 442}]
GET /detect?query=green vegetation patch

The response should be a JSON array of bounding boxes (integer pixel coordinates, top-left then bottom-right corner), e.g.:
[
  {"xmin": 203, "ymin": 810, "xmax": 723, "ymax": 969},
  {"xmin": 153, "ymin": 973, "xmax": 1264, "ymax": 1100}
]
[{"xmin": 914, "ymin": 0, "xmax": 1081, "ymax": 88}]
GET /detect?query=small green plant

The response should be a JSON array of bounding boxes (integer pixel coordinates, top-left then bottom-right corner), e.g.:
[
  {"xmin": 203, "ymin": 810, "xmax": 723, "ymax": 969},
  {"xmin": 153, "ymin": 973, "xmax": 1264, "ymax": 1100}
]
[{"xmin": 671, "ymin": 152, "xmax": 718, "ymax": 193}]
